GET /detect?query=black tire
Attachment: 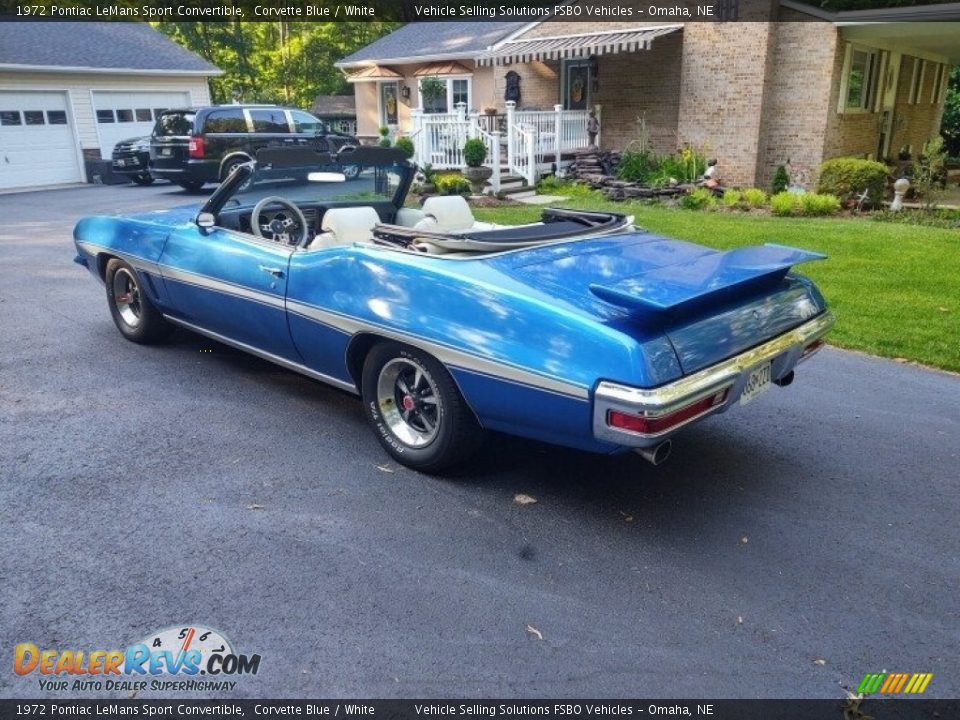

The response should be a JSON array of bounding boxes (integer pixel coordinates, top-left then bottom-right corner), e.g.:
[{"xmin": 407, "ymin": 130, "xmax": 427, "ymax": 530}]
[
  {"xmin": 104, "ymin": 258, "xmax": 171, "ymax": 344},
  {"xmin": 361, "ymin": 342, "xmax": 483, "ymax": 473},
  {"xmin": 176, "ymin": 179, "xmax": 205, "ymax": 192},
  {"xmin": 131, "ymin": 173, "xmax": 154, "ymax": 186},
  {"xmin": 342, "ymin": 164, "xmax": 361, "ymax": 180}
]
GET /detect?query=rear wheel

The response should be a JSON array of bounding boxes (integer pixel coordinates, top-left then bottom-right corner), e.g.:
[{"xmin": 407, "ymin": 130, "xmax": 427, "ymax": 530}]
[
  {"xmin": 361, "ymin": 342, "xmax": 483, "ymax": 473},
  {"xmin": 104, "ymin": 259, "xmax": 171, "ymax": 344},
  {"xmin": 220, "ymin": 157, "xmax": 249, "ymax": 181}
]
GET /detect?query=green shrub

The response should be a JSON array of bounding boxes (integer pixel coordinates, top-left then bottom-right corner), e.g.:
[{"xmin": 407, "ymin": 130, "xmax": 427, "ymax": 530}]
[
  {"xmin": 618, "ymin": 150, "xmax": 658, "ymax": 183},
  {"xmin": 817, "ymin": 157, "xmax": 888, "ymax": 204},
  {"xmin": 679, "ymin": 187, "xmax": 716, "ymax": 210},
  {"xmin": 463, "ymin": 138, "xmax": 487, "ymax": 167},
  {"xmin": 742, "ymin": 188, "xmax": 767, "ymax": 208},
  {"xmin": 721, "ymin": 189, "xmax": 742, "ymax": 208},
  {"xmin": 437, "ymin": 175, "xmax": 470, "ymax": 195},
  {"xmin": 770, "ymin": 191, "xmax": 798, "ymax": 216},
  {"xmin": 394, "ymin": 136, "xmax": 414, "ymax": 159},
  {"xmin": 772, "ymin": 165, "xmax": 790, "ymax": 195},
  {"xmin": 378, "ymin": 138, "xmax": 392, "ymax": 148},
  {"xmin": 800, "ymin": 192, "xmax": 841, "ymax": 216},
  {"xmin": 872, "ymin": 207, "xmax": 960, "ymax": 229}
]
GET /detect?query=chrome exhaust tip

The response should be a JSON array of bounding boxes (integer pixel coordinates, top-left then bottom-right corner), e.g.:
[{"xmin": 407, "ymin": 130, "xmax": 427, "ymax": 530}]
[{"xmin": 635, "ymin": 439, "xmax": 672, "ymax": 466}]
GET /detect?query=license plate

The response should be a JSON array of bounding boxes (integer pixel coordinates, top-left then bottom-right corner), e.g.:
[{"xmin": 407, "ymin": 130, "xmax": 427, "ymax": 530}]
[
  {"xmin": 160, "ymin": 148, "xmax": 171, "ymax": 157},
  {"xmin": 740, "ymin": 363, "xmax": 772, "ymax": 405}
]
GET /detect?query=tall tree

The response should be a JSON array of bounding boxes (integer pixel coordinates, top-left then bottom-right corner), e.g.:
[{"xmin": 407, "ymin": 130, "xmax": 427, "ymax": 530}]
[{"xmin": 152, "ymin": 21, "xmax": 400, "ymax": 107}]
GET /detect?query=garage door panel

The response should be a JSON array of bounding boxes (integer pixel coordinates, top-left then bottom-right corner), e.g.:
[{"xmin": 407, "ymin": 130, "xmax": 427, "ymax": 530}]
[
  {"xmin": 93, "ymin": 91, "xmax": 190, "ymax": 159},
  {"xmin": 0, "ymin": 91, "xmax": 82, "ymax": 190}
]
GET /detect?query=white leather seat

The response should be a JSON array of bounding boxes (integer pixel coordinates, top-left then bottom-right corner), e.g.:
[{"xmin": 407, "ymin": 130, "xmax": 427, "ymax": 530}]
[
  {"xmin": 395, "ymin": 207, "xmax": 426, "ymax": 227},
  {"xmin": 419, "ymin": 196, "xmax": 476, "ymax": 232},
  {"xmin": 415, "ymin": 195, "xmax": 499, "ymax": 234},
  {"xmin": 310, "ymin": 206, "xmax": 381, "ymax": 249}
]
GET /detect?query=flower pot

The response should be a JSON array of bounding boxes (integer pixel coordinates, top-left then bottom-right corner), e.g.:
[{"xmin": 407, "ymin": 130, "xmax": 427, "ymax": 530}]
[{"xmin": 463, "ymin": 166, "xmax": 493, "ymax": 194}]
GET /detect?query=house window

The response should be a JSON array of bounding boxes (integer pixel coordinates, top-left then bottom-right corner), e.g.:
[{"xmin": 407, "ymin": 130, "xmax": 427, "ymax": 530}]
[
  {"xmin": 418, "ymin": 76, "xmax": 472, "ymax": 114},
  {"xmin": 24, "ymin": 111, "xmax": 45, "ymax": 125},
  {"xmin": 842, "ymin": 46, "xmax": 880, "ymax": 112},
  {"xmin": 96, "ymin": 109, "xmax": 115, "ymax": 123},
  {"xmin": 931, "ymin": 63, "xmax": 948, "ymax": 104},
  {"xmin": 908, "ymin": 59, "xmax": 926, "ymax": 105},
  {"xmin": 46, "ymin": 110, "xmax": 67, "ymax": 124}
]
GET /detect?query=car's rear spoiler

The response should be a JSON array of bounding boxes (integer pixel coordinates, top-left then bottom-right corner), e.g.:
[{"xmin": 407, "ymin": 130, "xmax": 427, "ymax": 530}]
[{"xmin": 589, "ymin": 243, "xmax": 826, "ymax": 319}]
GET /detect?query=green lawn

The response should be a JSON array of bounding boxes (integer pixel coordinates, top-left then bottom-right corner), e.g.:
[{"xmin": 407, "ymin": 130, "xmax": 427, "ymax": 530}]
[{"xmin": 473, "ymin": 196, "xmax": 960, "ymax": 373}]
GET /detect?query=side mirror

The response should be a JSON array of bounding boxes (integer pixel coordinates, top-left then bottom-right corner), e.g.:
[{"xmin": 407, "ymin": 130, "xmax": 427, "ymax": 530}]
[{"xmin": 196, "ymin": 212, "xmax": 216, "ymax": 229}]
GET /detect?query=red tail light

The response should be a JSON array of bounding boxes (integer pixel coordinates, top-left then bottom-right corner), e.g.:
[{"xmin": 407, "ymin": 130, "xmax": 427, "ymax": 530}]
[
  {"xmin": 188, "ymin": 135, "xmax": 205, "ymax": 159},
  {"xmin": 608, "ymin": 389, "xmax": 728, "ymax": 436}
]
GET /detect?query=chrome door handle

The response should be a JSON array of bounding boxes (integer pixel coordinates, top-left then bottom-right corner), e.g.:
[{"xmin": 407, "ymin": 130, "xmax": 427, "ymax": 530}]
[{"xmin": 259, "ymin": 265, "xmax": 284, "ymax": 278}]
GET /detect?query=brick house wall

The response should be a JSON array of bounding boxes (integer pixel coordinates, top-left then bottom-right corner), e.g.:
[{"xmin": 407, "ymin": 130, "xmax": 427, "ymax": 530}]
[
  {"xmin": 889, "ymin": 56, "xmax": 948, "ymax": 159},
  {"xmin": 490, "ymin": 60, "xmax": 561, "ymax": 111},
  {"xmin": 593, "ymin": 32, "xmax": 683, "ymax": 154},
  {"xmin": 758, "ymin": 21, "xmax": 837, "ymax": 191}
]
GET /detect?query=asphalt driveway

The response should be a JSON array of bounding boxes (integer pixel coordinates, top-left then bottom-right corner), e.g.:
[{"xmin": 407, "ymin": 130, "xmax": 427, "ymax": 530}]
[{"xmin": 0, "ymin": 183, "xmax": 957, "ymax": 699}]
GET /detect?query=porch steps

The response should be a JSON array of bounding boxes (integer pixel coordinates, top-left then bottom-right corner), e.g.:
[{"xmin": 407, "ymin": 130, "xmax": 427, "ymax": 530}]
[{"xmin": 489, "ymin": 172, "xmax": 532, "ymax": 197}]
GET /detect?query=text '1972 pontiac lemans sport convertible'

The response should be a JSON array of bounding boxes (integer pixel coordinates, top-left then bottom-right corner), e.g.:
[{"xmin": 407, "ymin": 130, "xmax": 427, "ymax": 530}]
[{"xmin": 74, "ymin": 146, "xmax": 834, "ymax": 473}]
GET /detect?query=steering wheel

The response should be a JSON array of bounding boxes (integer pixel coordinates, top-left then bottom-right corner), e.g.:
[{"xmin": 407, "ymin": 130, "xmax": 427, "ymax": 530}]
[{"xmin": 251, "ymin": 196, "xmax": 308, "ymax": 246}]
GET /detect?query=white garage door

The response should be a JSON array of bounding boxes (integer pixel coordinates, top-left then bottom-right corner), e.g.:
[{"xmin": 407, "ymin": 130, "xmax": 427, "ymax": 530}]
[
  {"xmin": 0, "ymin": 91, "xmax": 82, "ymax": 191},
  {"xmin": 93, "ymin": 91, "xmax": 191, "ymax": 159}
]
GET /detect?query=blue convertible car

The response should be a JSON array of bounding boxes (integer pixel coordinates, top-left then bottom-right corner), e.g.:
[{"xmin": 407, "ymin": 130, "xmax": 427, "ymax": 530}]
[{"xmin": 74, "ymin": 146, "xmax": 834, "ymax": 472}]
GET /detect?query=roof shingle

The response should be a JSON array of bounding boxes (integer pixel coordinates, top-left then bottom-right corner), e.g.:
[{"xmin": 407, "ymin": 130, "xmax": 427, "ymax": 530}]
[
  {"xmin": 337, "ymin": 22, "xmax": 527, "ymax": 66},
  {"xmin": 0, "ymin": 22, "xmax": 221, "ymax": 74}
]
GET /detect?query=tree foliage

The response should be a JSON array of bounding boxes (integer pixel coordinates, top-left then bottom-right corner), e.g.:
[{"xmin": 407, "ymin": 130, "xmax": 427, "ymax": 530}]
[{"xmin": 151, "ymin": 21, "xmax": 400, "ymax": 107}]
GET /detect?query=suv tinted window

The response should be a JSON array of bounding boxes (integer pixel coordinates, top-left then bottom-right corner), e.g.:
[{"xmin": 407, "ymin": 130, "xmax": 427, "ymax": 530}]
[
  {"xmin": 203, "ymin": 108, "xmax": 247, "ymax": 134},
  {"xmin": 249, "ymin": 109, "xmax": 289, "ymax": 134},
  {"xmin": 290, "ymin": 110, "xmax": 326, "ymax": 134},
  {"xmin": 154, "ymin": 111, "xmax": 195, "ymax": 137}
]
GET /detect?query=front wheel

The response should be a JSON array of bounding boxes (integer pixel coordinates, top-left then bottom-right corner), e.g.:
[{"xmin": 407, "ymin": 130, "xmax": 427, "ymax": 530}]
[
  {"xmin": 361, "ymin": 342, "xmax": 483, "ymax": 473},
  {"xmin": 104, "ymin": 259, "xmax": 171, "ymax": 344},
  {"xmin": 131, "ymin": 173, "xmax": 154, "ymax": 186}
]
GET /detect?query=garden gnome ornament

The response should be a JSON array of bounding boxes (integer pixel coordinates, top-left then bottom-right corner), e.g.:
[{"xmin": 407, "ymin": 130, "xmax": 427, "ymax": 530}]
[
  {"xmin": 703, "ymin": 159, "xmax": 721, "ymax": 189},
  {"xmin": 587, "ymin": 111, "xmax": 600, "ymax": 149}
]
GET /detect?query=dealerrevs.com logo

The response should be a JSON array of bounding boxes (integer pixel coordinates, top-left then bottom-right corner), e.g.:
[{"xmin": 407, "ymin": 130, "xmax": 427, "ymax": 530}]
[{"xmin": 14, "ymin": 625, "xmax": 261, "ymax": 693}]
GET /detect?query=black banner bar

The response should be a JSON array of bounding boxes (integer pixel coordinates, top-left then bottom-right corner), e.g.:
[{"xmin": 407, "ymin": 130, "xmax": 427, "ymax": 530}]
[
  {"xmin": 0, "ymin": 0, "xmax": 956, "ymax": 23},
  {"xmin": 1, "ymin": 699, "xmax": 959, "ymax": 720}
]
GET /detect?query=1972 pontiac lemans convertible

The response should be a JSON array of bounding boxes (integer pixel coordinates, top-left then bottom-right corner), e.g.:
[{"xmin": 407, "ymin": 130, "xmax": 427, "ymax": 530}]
[{"xmin": 74, "ymin": 146, "xmax": 834, "ymax": 473}]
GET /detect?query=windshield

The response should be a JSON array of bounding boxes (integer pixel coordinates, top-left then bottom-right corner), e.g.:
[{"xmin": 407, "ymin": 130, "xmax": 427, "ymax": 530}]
[{"xmin": 227, "ymin": 158, "xmax": 411, "ymax": 208}]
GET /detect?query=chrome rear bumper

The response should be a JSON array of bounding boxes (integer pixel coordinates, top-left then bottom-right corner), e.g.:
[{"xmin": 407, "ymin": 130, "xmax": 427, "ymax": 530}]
[{"xmin": 593, "ymin": 312, "xmax": 835, "ymax": 448}]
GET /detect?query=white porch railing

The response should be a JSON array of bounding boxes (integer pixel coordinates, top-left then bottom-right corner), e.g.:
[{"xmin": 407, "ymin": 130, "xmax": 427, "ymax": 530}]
[{"xmin": 410, "ymin": 102, "xmax": 596, "ymax": 191}]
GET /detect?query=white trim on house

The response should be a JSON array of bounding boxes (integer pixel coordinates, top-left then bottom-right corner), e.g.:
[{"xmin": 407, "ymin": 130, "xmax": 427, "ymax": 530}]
[
  {"xmin": 782, "ymin": 0, "xmax": 960, "ymax": 22},
  {"xmin": 0, "ymin": 63, "xmax": 222, "ymax": 76}
]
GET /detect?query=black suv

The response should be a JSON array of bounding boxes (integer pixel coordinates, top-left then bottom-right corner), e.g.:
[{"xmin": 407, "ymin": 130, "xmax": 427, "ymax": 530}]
[{"xmin": 150, "ymin": 105, "xmax": 360, "ymax": 191}]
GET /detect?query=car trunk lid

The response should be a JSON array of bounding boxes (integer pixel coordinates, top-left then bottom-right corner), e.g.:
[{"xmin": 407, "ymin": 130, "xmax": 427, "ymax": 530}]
[{"xmin": 493, "ymin": 234, "xmax": 827, "ymax": 375}]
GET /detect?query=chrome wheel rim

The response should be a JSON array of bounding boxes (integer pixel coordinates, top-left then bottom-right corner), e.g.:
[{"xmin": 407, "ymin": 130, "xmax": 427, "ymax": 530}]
[
  {"xmin": 112, "ymin": 268, "xmax": 142, "ymax": 328},
  {"xmin": 376, "ymin": 358, "xmax": 441, "ymax": 448}
]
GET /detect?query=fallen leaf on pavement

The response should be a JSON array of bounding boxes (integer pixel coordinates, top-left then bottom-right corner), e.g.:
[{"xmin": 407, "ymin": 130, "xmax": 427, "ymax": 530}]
[
  {"xmin": 741, "ymin": 536, "xmax": 749, "ymax": 544},
  {"xmin": 247, "ymin": 504, "xmax": 264, "ymax": 511},
  {"xmin": 526, "ymin": 625, "xmax": 543, "ymax": 640},
  {"xmin": 376, "ymin": 464, "xmax": 394, "ymax": 473},
  {"xmin": 814, "ymin": 659, "xmax": 827, "ymax": 666},
  {"xmin": 514, "ymin": 494, "xmax": 537, "ymax": 505}
]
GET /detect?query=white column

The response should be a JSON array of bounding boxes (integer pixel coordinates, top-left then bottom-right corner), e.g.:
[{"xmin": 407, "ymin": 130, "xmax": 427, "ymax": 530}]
[
  {"xmin": 410, "ymin": 109, "xmax": 424, "ymax": 166},
  {"xmin": 490, "ymin": 131, "xmax": 501, "ymax": 194},
  {"xmin": 469, "ymin": 111, "xmax": 479, "ymax": 139},
  {"xmin": 526, "ymin": 132, "xmax": 537, "ymax": 186},
  {"xmin": 505, "ymin": 100, "xmax": 516, "ymax": 173},
  {"xmin": 553, "ymin": 103, "xmax": 563, "ymax": 172}
]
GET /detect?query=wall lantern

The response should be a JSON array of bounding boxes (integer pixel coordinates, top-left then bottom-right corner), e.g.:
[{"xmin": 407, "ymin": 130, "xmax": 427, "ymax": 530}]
[{"xmin": 400, "ymin": 84, "xmax": 411, "ymax": 99}]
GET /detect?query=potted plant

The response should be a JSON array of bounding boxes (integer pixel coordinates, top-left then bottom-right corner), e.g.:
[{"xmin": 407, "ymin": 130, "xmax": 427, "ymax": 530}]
[
  {"xmin": 378, "ymin": 126, "xmax": 391, "ymax": 148},
  {"xmin": 417, "ymin": 164, "xmax": 437, "ymax": 195},
  {"xmin": 462, "ymin": 137, "xmax": 491, "ymax": 194},
  {"xmin": 419, "ymin": 77, "xmax": 445, "ymax": 111}
]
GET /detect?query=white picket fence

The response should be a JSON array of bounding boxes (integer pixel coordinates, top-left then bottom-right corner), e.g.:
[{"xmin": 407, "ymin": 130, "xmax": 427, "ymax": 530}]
[{"xmin": 409, "ymin": 102, "xmax": 597, "ymax": 190}]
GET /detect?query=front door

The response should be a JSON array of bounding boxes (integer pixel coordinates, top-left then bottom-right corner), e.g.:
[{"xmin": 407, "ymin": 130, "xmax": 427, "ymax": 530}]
[
  {"xmin": 159, "ymin": 228, "xmax": 301, "ymax": 361},
  {"xmin": 563, "ymin": 60, "xmax": 592, "ymax": 111}
]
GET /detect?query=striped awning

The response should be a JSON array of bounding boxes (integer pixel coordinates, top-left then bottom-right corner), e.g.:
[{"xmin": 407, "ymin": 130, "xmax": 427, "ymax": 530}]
[
  {"xmin": 477, "ymin": 25, "xmax": 682, "ymax": 66},
  {"xmin": 346, "ymin": 65, "xmax": 403, "ymax": 82},
  {"xmin": 413, "ymin": 61, "xmax": 473, "ymax": 77}
]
